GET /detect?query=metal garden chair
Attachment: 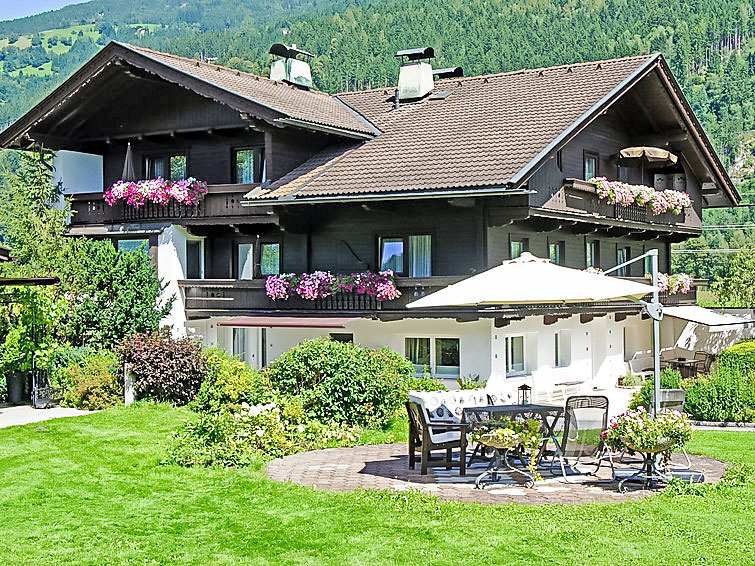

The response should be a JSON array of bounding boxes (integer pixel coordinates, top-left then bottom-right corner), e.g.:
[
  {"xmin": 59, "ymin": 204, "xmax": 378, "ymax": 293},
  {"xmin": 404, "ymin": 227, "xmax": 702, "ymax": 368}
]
[{"xmin": 543, "ymin": 395, "xmax": 613, "ymax": 482}]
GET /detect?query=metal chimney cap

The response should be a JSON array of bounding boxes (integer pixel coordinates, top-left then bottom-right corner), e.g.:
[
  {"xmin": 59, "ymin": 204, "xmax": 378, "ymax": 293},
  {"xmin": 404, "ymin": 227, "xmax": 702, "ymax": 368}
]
[
  {"xmin": 395, "ymin": 47, "xmax": 435, "ymax": 61},
  {"xmin": 433, "ymin": 66, "xmax": 464, "ymax": 79},
  {"xmin": 269, "ymin": 43, "xmax": 314, "ymax": 59}
]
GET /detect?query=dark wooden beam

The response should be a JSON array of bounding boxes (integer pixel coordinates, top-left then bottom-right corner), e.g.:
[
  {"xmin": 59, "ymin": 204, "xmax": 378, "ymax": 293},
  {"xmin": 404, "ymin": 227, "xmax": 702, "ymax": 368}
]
[
  {"xmin": 615, "ymin": 313, "xmax": 628, "ymax": 322},
  {"xmin": 456, "ymin": 316, "xmax": 479, "ymax": 323}
]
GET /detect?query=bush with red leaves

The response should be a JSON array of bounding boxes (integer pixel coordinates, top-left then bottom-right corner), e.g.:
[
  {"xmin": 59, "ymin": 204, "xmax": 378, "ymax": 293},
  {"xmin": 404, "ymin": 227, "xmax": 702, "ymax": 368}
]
[{"xmin": 121, "ymin": 331, "xmax": 207, "ymax": 405}]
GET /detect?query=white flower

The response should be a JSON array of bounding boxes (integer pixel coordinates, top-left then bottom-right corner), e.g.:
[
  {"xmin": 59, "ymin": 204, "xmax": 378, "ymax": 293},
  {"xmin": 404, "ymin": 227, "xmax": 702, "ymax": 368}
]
[
  {"xmin": 255, "ymin": 429, "xmax": 264, "ymax": 437},
  {"xmin": 297, "ymin": 424, "xmax": 305, "ymax": 433}
]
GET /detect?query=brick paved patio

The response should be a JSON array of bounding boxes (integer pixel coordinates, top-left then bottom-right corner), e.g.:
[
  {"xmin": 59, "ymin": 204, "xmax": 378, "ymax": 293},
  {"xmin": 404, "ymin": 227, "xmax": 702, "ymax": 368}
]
[{"xmin": 267, "ymin": 443, "xmax": 726, "ymax": 505}]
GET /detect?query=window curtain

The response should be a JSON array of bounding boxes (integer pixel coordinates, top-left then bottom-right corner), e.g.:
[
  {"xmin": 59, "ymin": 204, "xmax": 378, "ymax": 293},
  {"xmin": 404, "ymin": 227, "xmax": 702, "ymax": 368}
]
[
  {"xmin": 238, "ymin": 244, "xmax": 254, "ymax": 280},
  {"xmin": 254, "ymin": 149, "xmax": 264, "ymax": 184},
  {"xmin": 405, "ymin": 337, "xmax": 430, "ymax": 374},
  {"xmin": 408, "ymin": 235, "xmax": 431, "ymax": 277},
  {"xmin": 233, "ymin": 328, "xmax": 249, "ymax": 364}
]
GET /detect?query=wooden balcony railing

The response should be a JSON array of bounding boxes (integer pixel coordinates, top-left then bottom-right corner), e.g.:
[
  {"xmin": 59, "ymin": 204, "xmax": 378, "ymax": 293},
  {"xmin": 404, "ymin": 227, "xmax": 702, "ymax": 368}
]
[
  {"xmin": 68, "ymin": 183, "xmax": 267, "ymax": 225},
  {"xmin": 178, "ymin": 275, "xmax": 700, "ymax": 317},
  {"xmin": 549, "ymin": 179, "xmax": 701, "ymax": 229}
]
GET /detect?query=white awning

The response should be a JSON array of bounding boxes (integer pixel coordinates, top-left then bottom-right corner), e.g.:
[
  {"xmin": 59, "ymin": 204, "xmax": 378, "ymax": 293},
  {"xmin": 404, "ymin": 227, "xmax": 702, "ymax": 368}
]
[
  {"xmin": 664, "ymin": 306, "xmax": 752, "ymax": 332},
  {"xmin": 407, "ymin": 252, "xmax": 656, "ymax": 308}
]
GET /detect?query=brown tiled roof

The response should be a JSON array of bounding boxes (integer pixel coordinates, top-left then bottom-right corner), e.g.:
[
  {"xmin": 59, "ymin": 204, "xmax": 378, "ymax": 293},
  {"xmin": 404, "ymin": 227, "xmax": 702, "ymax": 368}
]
[
  {"xmin": 251, "ymin": 54, "xmax": 657, "ymax": 201},
  {"xmin": 122, "ymin": 44, "xmax": 377, "ymax": 136}
]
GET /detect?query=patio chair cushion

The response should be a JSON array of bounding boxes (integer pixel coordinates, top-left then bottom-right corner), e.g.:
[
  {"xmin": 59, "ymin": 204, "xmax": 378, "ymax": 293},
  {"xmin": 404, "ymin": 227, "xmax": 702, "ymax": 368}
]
[{"xmin": 428, "ymin": 430, "xmax": 462, "ymax": 445}]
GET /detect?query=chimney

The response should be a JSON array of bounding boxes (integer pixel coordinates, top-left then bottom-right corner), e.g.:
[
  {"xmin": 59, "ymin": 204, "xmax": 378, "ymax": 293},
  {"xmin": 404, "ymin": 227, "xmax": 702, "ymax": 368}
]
[
  {"xmin": 269, "ymin": 43, "xmax": 314, "ymax": 89},
  {"xmin": 395, "ymin": 47, "xmax": 435, "ymax": 102}
]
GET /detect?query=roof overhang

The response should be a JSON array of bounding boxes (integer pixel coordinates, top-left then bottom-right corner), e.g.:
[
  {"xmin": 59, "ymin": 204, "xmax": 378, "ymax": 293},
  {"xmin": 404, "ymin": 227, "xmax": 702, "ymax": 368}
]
[
  {"xmin": 508, "ymin": 53, "xmax": 739, "ymax": 208},
  {"xmin": 217, "ymin": 316, "xmax": 362, "ymax": 328},
  {"xmin": 243, "ymin": 186, "xmax": 532, "ymax": 206}
]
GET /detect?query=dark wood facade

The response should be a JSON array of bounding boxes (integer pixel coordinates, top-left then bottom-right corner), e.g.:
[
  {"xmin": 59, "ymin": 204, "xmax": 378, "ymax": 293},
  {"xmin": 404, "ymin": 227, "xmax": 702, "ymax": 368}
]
[{"xmin": 9, "ymin": 49, "xmax": 724, "ymax": 321}]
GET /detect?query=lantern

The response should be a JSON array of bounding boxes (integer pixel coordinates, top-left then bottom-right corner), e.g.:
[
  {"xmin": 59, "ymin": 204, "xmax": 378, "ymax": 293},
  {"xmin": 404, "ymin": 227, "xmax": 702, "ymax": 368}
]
[{"xmin": 518, "ymin": 384, "xmax": 531, "ymax": 405}]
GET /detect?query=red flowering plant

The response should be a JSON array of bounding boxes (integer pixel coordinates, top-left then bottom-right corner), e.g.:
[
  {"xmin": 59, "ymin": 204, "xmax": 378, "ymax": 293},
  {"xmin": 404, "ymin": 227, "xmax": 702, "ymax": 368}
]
[{"xmin": 265, "ymin": 270, "xmax": 401, "ymax": 301}]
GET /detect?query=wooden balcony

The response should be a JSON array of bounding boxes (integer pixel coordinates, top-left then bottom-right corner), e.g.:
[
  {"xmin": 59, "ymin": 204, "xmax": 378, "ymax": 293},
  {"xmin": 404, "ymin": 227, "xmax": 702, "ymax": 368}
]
[
  {"xmin": 179, "ymin": 275, "xmax": 700, "ymax": 319},
  {"xmin": 68, "ymin": 184, "xmax": 276, "ymax": 226},
  {"xmin": 535, "ymin": 179, "xmax": 702, "ymax": 233}
]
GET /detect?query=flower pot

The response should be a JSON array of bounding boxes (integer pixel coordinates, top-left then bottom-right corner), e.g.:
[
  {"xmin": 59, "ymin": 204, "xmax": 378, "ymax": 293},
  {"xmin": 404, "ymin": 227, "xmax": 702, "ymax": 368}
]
[
  {"xmin": 477, "ymin": 432, "xmax": 521, "ymax": 451},
  {"xmin": 621, "ymin": 436, "xmax": 676, "ymax": 454},
  {"xmin": 6, "ymin": 371, "xmax": 27, "ymax": 405}
]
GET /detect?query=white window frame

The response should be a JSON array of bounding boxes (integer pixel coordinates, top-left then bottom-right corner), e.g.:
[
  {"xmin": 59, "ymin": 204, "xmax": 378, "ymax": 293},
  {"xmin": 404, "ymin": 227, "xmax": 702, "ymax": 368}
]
[
  {"xmin": 233, "ymin": 327, "xmax": 249, "ymax": 365},
  {"xmin": 404, "ymin": 335, "xmax": 460, "ymax": 378},
  {"xmin": 505, "ymin": 334, "xmax": 526, "ymax": 377}
]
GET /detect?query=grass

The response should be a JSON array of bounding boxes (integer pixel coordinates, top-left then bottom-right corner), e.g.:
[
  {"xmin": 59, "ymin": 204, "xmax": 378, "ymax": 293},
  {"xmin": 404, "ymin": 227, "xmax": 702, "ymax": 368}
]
[{"xmin": 1, "ymin": 404, "xmax": 754, "ymax": 565}]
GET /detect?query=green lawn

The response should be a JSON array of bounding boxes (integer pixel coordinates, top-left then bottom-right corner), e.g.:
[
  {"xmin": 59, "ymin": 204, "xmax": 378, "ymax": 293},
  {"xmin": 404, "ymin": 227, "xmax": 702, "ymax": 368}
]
[{"xmin": 1, "ymin": 404, "xmax": 754, "ymax": 565}]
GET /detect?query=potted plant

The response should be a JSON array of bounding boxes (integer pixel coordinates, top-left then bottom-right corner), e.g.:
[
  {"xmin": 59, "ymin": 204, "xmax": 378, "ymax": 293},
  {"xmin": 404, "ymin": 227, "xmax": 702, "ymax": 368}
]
[
  {"xmin": 470, "ymin": 418, "xmax": 542, "ymax": 479},
  {"xmin": 601, "ymin": 406, "xmax": 692, "ymax": 460},
  {"xmin": 1, "ymin": 327, "xmax": 31, "ymax": 405}
]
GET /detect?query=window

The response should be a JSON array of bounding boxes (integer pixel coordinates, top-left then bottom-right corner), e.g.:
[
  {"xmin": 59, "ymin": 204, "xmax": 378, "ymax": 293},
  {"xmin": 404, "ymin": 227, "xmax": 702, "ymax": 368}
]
[
  {"xmin": 117, "ymin": 238, "xmax": 149, "ymax": 255},
  {"xmin": 435, "ymin": 338, "xmax": 460, "ymax": 379},
  {"xmin": 549, "ymin": 241, "xmax": 565, "ymax": 265},
  {"xmin": 234, "ymin": 148, "xmax": 265, "ymax": 184},
  {"xmin": 616, "ymin": 246, "xmax": 631, "ymax": 277},
  {"xmin": 505, "ymin": 335, "xmax": 525, "ymax": 376},
  {"xmin": 260, "ymin": 243, "xmax": 280, "ymax": 275},
  {"xmin": 186, "ymin": 240, "xmax": 202, "ymax": 279},
  {"xmin": 554, "ymin": 331, "xmax": 571, "ymax": 367},
  {"xmin": 586, "ymin": 240, "xmax": 600, "ymax": 268},
  {"xmin": 405, "ymin": 337, "xmax": 431, "ymax": 375},
  {"xmin": 146, "ymin": 154, "xmax": 186, "ymax": 180},
  {"xmin": 233, "ymin": 328, "xmax": 249, "ymax": 364},
  {"xmin": 237, "ymin": 243, "xmax": 254, "ymax": 280},
  {"xmin": 329, "ymin": 333, "xmax": 353, "ymax": 343},
  {"xmin": 584, "ymin": 151, "xmax": 598, "ymax": 181},
  {"xmin": 618, "ymin": 165, "xmax": 630, "ymax": 183},
  {"xmin": 260, "ymin": 328, "xmax": 267, "ymax": 368},
  {"xmin": 510, "ymin": 238, "xmax": 528, "ymax": 259},
  {"xmin": 379, "ymin": 235, "xmax": 431, "ymax": 276},
  {"xmin": 405, "ymin": 337, "xmax": 459, "ymax": 378},
  {"xmin": 556, "ymin": 149, "xmax": 563, "ymax": 171}
]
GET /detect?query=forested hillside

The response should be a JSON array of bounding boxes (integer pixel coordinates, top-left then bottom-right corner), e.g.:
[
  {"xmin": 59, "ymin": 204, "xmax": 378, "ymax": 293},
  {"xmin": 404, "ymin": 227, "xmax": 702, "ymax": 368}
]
[{"xmin": 0, "ymin": 0, "xmax": 754, "ymax": 281}]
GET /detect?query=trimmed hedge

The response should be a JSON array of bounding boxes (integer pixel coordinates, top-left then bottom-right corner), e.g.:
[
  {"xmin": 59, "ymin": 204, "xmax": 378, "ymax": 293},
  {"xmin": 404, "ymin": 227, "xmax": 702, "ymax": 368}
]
[
  {"xmin": 685, "ymin": 368, "xmax": 755, "ymax": 423},
  {"xmin": 192, "ymin": 348, "xmax": 274, "ymax": 414},
  {"xmin": 266, "ymin": 338, "xmax": 415, "ymax": 428},
  {"xmin": 718, "ymin": 340, "xmax": 755, "ymax": 376}
]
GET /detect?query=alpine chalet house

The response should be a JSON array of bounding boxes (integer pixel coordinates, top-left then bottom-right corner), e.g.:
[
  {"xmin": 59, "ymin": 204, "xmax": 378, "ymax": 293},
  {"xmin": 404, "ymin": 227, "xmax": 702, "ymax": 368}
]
[{"xmin": 0, "ymin": 42, "xmax": 738, "ymax": 403}]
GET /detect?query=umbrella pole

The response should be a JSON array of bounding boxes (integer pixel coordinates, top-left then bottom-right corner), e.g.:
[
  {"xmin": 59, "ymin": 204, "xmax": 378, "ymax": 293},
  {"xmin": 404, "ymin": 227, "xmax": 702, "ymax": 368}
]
[{"xmin": 651, "ymin": 250, "xmax": 661, "ymax": 416}]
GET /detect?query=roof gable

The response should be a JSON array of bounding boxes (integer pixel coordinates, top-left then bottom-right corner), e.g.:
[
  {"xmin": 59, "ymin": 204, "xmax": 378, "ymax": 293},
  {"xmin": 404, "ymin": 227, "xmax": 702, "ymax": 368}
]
[{"xmin": 0, "ymin": 42, "xmax": 378, "ymax": 149}]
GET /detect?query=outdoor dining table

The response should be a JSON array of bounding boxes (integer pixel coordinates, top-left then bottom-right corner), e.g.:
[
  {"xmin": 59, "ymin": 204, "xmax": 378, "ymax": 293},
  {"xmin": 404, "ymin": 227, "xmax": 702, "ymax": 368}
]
[
  {"xmin": 462, "ymin": 404, "xmax": 564, "ymax": 488},
  {"xmin": 668, "ymin": 358, "xmax": 703, "ymax": 378}
]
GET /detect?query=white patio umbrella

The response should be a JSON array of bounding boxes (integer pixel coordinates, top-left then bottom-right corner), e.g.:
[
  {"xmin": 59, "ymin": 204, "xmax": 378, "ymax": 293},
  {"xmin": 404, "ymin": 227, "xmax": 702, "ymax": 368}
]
[{"xmin": 407, "ymin": 252, "xmax": 657, "ymax": 309}]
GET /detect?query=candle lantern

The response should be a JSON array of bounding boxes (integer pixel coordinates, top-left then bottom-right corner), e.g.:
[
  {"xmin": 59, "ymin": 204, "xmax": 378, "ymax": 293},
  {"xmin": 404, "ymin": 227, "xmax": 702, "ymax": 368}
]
[{"xmin": 518, "ymin": 384, "xmax": 531, "ymax": 405}]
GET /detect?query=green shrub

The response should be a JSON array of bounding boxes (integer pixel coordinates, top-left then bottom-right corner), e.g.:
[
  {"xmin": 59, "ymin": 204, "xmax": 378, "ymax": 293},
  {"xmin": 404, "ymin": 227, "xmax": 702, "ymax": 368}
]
[
  {"xmin": 684, "ymin": 368, "xmax": 755, "ymax": 422},
  {"xmin": 718, "ymin": 340, "xmax": 755, "ymax": 376},
  {"xmin": 192, "ymin": 348, "xmax": 274, "ymax": 414},
  {"xmin": 62, "ymin": 350, "xmax": 123, "ymax": 410},
  {"xmin": 121, "ymin": 331, "xmax": 207, "ymax": 405},
  {"xmin": 407, "ymin": 373, "xmax": 447, "ymax": 392},
  {"xmin": 165, "ymin": 399, "xmax": 361, "ymax": 467},
  {"xmin": 49, "ymin": 345, "xmax": 94, "ymax": 391},
  {"xmin": 629, "ymin": 368, "xmax": 682, "ymax": 409},
  {"xmin": 456, "ymin": 374, "xmax": 487, "ymax": 390},
  {"xmin": 267, "ymin": 338, "xmax": 415, "ymax": 428}
]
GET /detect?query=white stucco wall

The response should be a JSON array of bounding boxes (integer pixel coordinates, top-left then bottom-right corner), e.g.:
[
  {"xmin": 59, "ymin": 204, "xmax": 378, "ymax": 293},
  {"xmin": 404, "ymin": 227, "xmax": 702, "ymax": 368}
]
[
  {"xmin": 157, "ymin": 225, "xmax": 205, "ymax": 336},
  {"xmin": 189, "ymin": 313, "xmax": 652, "ymax": 397},
  {"xmin": 53, "ymin": 150, "xmax": 103, "ymax": 193}
]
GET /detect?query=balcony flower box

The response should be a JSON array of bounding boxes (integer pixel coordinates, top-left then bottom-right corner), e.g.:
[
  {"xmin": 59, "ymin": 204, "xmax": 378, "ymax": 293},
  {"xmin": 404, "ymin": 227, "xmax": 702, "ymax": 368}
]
[
  {"xmin": 265, "ymin": 270, "xmax": 401, "ymax": 302},
  {"xmin": 105, "ymin": 177, "xmax": 208, "ymax": 207},
  {"xmin": 590, "ymin": 177, "xmax": 691, "ymax": 215}
]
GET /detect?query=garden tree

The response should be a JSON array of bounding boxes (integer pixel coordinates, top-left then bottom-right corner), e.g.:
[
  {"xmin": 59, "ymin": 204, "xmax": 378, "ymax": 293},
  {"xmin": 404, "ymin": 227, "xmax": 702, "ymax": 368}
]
[
  {"xmin": 0, "ymin": 149, "xmax": 174, "ymax": 348},
  {"xmin": 712, "ymin": 246, "xmax": 755, "ymax": 307},
  {"xmin": 0, "ymin": 149, "xmax": 69, "ymax": 271},
  {"xmin": 58, "ymin": 238, "xmax": 174, "ymax": 348}
]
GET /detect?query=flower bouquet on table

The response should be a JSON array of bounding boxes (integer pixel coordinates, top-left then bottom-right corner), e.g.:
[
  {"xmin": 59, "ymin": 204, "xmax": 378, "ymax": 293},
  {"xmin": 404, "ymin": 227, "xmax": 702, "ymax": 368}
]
[{"xmin": 601, "ymin": 406, "xmax": 692, "ymax": 461}]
